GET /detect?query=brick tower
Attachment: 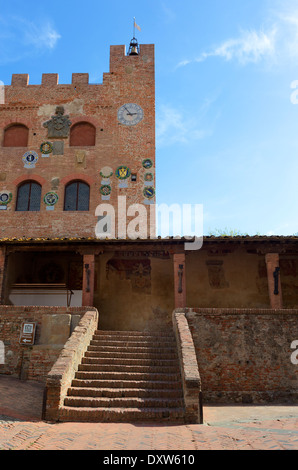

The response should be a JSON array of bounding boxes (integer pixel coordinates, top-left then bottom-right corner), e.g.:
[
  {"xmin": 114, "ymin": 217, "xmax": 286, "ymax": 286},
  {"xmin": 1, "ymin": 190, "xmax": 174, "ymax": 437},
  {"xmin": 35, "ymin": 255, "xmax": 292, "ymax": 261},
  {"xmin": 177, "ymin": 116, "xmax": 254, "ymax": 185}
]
[{"xmin": 0, "ymin": 42, "xmax": 155, "ymax": 239}]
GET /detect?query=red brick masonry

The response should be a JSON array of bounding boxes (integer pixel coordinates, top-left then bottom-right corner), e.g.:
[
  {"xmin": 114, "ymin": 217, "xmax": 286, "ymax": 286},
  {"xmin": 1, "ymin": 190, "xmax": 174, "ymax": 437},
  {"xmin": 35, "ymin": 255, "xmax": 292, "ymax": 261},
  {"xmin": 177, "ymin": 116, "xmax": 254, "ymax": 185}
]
[
  {"xmin": 185, "ymin": 307, "xmax": 298, "ymax": 404},
  {"xmin": 172, "ymin": 310, "xmax": 202, "ymax": 423},
  {"xmin": 45, "ymin": 309, "xmax": 99, "ymax": 421},
  {"xmin": 0, "ymin": 306, "xmax": 92, "ymax": 381}
]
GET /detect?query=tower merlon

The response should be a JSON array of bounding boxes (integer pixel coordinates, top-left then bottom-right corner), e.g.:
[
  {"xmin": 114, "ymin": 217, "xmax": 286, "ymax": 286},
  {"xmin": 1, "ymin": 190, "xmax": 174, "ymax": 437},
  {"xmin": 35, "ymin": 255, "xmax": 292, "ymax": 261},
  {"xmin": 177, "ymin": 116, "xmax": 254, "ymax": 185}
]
[
  {"xmin": 42, "ymin": 74, "xmax": 59, "ymax": 86},
  {"xmin": 110, "ymin": 44, "xmax": 155, "ymax": 73},
  {"xmin": 11, "ymin": 74, "xmax": 29, "ymax": 87},
  {"xmin": 72, "ymin": 73, "xmax": 89, "ymax": 85}
]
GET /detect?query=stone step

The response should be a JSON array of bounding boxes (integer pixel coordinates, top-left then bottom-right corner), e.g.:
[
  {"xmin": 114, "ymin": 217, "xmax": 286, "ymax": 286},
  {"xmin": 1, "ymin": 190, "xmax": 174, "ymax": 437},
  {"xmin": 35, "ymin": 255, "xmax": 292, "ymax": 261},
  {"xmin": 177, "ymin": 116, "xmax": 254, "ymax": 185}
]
[
  {"xmin": 59, "ymin": 329, "xmax": 185, "ymax": 424},
  {"xmin": 67, "ymin": 387, "xmax": 183, "ymax": 399},
  {"xmin": 95, "ymin": 330, "xmax": 175, "ymax": 338},
  {"xmin": 93, "ymin": 333, "xmax": 176, "ymax": 343},
  {"xmin": 90, "ymin": 339, "xmax": 176, "ymax": 348},
  {"xmin": 87, "ymin": 345, "xmax": 177, "ymax": 354},
  {"xmin": 71, "ymin": 379, "xmax": 182, "ymax": 390},
  {"xmin": 82, "ymin": 357, "xmax": 179, "ymax": 367},
  {"xmin": 78, "ymin": 364, "xmax": 179, "ymax": 373},
  {"xmin": 75, "ymin": 371, "xmax": 180, "ymax": 381},
  {"xmin": 59, "ymin": 406, "xmax": 185, "ymax": 423},
  {"xmin": 64, "ymin": 396, "xmax": 184, "ymax": 409},
  {"xmin": 85, "ymin": 350, "xmax": 177, "ymax": 360}
]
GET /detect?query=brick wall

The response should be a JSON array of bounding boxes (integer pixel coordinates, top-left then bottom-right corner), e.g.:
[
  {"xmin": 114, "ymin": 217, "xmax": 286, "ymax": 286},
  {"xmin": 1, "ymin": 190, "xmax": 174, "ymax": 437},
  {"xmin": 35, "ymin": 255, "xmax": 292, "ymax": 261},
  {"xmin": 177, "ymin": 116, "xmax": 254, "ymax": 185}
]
[
  {"xmin": 185, "ymin": 308, "xmax": 298, "ymax": 403},
  {"xmin": 0, "ymin": 306, "xmax": 97, "ymax": 382},
  {"xmin": 45, "ymin": 309, "xmax": 99, "ymax": 421},
  {"xmin": 172, "ymin": 310, "xmax": 202, "ymax": 423}
]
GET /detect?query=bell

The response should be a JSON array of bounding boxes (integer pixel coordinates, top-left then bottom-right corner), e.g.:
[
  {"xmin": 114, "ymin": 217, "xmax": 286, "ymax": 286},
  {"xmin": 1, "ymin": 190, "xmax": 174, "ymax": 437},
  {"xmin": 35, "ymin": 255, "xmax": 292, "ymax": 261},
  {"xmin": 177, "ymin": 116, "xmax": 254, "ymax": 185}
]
[
  {"xmin": 130, "ymin": 45, "xmax": 138, "ymax": 55},
  {"xmin": 128, "ymin": 38, "xmax": 139, "ymax": 56}
]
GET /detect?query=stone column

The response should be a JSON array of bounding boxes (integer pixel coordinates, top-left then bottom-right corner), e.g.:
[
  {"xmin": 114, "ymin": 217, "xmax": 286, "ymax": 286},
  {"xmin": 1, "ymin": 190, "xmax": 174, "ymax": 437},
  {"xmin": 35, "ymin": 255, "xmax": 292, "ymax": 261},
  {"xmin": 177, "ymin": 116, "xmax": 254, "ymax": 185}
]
[
  {"xmin": 82, "ymin": 254, "xmax": 95, "ymax": 307},
  {"xmin": 173, "ymin": 253, "xmax": 186, "ymax": 309},
  {"xmin": 265, "ymin": 253, "xmax": 283, "ymax": 309}
]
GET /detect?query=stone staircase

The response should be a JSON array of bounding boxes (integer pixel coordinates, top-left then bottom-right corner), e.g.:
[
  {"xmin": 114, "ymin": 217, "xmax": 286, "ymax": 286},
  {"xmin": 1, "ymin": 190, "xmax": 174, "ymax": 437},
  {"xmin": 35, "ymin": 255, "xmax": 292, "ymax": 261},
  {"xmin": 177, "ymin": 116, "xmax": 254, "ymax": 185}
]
[{"xmin": 59, "ymin": 329, "xmax": 185, "ymax": 422}]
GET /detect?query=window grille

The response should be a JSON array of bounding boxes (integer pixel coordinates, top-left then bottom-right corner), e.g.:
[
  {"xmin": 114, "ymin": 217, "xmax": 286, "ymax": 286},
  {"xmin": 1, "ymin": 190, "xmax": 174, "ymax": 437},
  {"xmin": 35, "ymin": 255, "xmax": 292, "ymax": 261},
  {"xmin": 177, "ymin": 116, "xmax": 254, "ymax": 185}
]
[
  {"xmin": 16, "ymin": 181, "xmax": 41, "ymax": 211},
  {"xmin": 64, "ymin": 181, "xmax": 90, "ymax": 211}
]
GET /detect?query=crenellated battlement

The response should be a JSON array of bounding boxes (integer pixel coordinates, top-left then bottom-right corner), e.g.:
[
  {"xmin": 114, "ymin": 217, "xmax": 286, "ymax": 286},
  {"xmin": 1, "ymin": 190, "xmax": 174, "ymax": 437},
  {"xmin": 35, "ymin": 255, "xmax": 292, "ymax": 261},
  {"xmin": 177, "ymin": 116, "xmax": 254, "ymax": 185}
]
[
  {"xmin": 8, "ymin": 44, "xmax": 154, "ymax": 87},
  {"xmin": 10, "ymin": 72, "xmax": 91, "ymax": 87}
]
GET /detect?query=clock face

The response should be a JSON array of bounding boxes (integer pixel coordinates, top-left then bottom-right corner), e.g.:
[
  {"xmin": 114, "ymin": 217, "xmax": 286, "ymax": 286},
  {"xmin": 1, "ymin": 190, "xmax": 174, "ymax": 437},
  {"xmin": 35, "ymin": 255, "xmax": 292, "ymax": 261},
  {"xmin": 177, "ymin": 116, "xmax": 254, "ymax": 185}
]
[{"xmin": 118, "ymin": 103, "xmax": 144, "ymax": 126}]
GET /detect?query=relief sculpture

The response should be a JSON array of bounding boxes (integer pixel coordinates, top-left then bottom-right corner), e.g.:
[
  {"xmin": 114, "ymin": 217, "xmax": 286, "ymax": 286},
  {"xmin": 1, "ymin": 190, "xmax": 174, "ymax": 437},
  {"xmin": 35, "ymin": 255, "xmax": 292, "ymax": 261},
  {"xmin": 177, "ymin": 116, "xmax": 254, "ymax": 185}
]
[{"xmin": 43, "ymin": 106, "xmax": 72, "ymax": 139}]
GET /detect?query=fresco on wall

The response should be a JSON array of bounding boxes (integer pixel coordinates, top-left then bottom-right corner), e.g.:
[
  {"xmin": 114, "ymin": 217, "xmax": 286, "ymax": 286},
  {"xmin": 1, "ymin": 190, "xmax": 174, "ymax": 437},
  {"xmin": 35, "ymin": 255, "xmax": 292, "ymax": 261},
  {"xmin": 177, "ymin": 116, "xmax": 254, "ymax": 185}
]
[
  {"xmin": 106, "ymin": 257, "xmax": 151, "ymax": 293},
  {"xmin": 206, "ymin": 260, "xmax": 229, "ymax": 289}
]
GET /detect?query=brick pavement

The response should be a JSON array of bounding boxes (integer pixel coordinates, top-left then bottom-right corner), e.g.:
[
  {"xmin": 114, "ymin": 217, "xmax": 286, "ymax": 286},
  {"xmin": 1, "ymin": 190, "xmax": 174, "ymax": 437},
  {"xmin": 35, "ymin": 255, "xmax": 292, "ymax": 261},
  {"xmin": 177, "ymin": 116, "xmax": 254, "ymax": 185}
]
[{"xmin": 0, "ymin": 375, "xmax": 297, "ymax": 451}]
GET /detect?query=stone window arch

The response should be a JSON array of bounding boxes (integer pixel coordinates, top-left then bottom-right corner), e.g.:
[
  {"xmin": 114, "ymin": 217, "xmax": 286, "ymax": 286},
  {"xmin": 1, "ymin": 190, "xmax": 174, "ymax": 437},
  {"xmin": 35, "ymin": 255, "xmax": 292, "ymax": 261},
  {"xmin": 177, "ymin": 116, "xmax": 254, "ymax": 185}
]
[
  {"xmin": 64, "ymin": 180, "xmax": 90, "ymax": 211},
  {"xmin": 3, "ymin": 124, "xmax": 29, "ymax": 147},
  {"xmin": 16, "ymin": 181, "xmax": 42, "ymax": 212},
  {"xmin": 69, "ymin": 121, "xmax": 96, "ymax": 147}
]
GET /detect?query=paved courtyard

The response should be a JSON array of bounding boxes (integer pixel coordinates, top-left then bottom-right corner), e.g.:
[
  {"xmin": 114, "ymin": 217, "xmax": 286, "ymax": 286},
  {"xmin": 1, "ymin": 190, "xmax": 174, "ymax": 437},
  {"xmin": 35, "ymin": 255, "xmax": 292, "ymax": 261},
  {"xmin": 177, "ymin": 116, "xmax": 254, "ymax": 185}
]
[{"xmin": 0, "ymin": 375, "xmax": 297, "ymax": 451}]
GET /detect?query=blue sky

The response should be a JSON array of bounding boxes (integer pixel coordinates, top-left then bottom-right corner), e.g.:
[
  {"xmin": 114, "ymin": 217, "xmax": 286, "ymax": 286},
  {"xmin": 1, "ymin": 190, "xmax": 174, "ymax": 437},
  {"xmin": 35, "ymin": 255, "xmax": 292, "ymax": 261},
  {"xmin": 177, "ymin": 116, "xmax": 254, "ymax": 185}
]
[{"xmin": 1, "ymin": 0, "xmax": 298, "ymax": 236}]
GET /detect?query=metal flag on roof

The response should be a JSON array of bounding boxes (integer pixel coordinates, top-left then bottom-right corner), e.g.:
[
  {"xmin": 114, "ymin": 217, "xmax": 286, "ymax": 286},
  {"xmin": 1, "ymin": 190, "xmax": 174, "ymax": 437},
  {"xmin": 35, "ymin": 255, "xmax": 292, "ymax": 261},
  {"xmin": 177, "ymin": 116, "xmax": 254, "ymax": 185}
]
[{"xmin": 134, "ymin": 18, "xmax": 141, "ymax": 33}]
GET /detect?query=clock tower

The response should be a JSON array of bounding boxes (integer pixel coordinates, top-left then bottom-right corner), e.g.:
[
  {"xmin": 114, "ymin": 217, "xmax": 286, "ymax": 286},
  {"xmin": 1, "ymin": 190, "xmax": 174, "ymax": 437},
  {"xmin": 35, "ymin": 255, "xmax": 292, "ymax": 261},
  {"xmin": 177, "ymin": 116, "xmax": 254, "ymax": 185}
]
[
  {"xmin": 108, "ymin": 42, "xmax": 156, "ymax": 238},
  {"xmin": 0, "ymin": 41, "xmax": 155, "ymax": 240}
]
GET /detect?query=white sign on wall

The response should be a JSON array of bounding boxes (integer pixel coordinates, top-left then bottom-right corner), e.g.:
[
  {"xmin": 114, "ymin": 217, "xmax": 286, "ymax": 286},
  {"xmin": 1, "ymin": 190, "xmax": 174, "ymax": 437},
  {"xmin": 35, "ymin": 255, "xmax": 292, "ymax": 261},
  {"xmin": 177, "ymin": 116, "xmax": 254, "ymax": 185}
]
[{"xmin": 19, "ymin": 322, "xmax": 37, "ymax": 345}]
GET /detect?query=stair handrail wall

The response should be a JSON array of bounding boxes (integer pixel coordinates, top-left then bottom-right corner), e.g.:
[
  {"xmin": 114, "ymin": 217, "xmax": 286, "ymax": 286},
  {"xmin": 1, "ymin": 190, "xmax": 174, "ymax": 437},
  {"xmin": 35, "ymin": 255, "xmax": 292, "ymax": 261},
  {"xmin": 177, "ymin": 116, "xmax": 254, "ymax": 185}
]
[
  {"xmin": 44, "ymin": 308, "xmax": 99, "ymax": 421},
  {"xmin": 172, "ymin": 309, "xmax": 203, "ymax": 424}
]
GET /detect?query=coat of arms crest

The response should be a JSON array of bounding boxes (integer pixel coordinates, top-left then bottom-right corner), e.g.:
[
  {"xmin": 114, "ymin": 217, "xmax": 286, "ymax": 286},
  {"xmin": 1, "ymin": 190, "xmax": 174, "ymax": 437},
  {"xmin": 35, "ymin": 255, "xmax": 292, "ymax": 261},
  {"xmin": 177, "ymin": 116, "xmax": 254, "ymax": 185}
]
[{"xmin": 43, "ymin": 106, "xmax": 72, "ymax": 139}]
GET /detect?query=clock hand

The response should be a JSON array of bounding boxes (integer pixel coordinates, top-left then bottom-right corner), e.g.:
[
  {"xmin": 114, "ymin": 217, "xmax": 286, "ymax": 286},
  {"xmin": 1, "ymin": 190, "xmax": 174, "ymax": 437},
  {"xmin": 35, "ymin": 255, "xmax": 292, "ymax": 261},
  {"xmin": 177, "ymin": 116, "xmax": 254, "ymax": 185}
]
[
  {"xmin": 124, "ymin": 106, "xmax": 139, "ymax": 117},
  {"xmin": 124, "ymin": 106, "xmax": 133, "ymax": 116}
]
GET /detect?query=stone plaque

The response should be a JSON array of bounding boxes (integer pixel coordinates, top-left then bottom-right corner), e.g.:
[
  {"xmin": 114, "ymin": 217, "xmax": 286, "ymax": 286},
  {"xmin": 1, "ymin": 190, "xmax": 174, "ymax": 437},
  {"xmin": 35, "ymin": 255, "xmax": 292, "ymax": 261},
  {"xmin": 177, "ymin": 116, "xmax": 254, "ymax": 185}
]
[
  {"xmin": 39, "ymin": 314, "xmax": 71, "ymax": 346},
  {"xmin": 75, "ymin": 150, "xmax": 86, "ymax": 168},
  {"xmin": 43, "ymin": 106, "xmax": 72, "ymax": 139},
  {"xmin": 51, "ymin": 177, "xmax": 60, "ymax": 190},
  {"xmin": 52, "ymin": 141, "xmax": 64, "ymax": 155}
]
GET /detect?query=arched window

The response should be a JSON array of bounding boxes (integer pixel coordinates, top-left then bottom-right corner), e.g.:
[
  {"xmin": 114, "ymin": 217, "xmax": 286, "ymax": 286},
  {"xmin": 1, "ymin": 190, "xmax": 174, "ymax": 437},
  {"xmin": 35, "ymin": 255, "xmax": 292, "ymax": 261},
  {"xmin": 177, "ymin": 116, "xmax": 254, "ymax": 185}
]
[
  {"xmin": 70, "ymin": 122, "xmax": 96, "ymax": 147},
  {"xmin": 64, "ymin": 181, "xmax": 90, "ymax": 211},
  {"xmin": 16, "ymin": 181, "xmax": 42, "ymax": 212},
  {"xmin": 3, "ymin": 124, "xmax": 29, "ymax": 147}
]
